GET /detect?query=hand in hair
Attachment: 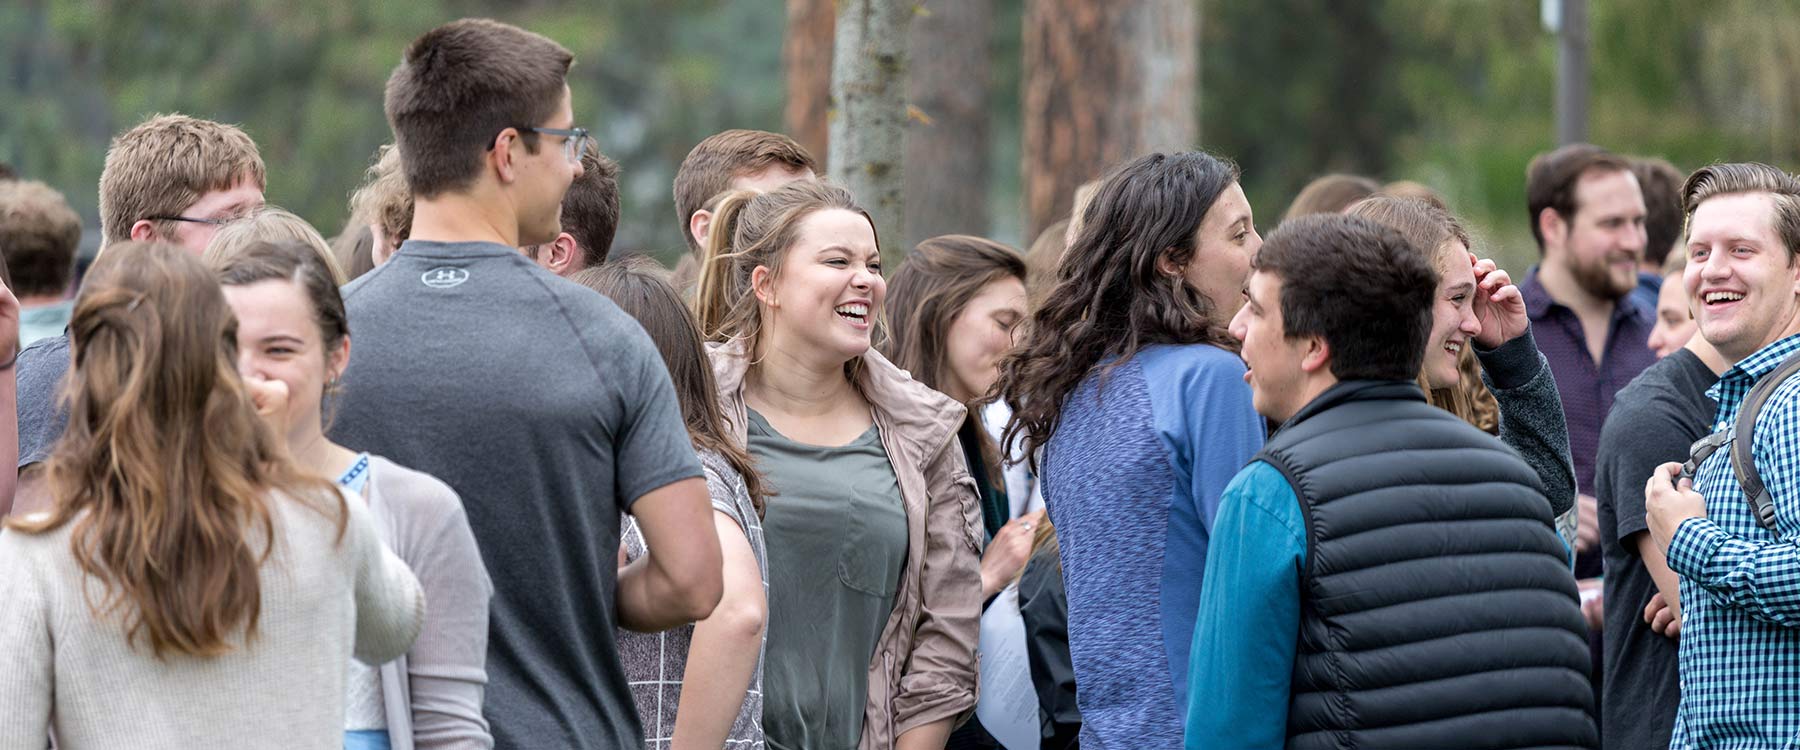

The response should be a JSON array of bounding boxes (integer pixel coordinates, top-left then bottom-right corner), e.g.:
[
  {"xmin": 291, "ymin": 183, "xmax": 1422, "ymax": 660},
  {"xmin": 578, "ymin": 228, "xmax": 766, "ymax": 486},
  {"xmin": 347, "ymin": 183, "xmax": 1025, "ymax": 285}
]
[{"xmin": 1471, "ymin": 255, "xmax": 1529, "ymax": 350}]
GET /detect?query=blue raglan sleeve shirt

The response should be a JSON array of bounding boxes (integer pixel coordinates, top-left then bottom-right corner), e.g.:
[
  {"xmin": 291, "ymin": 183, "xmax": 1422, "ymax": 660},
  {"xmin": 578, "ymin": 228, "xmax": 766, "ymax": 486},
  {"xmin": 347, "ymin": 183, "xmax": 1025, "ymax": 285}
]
[
  {"xmin": 1140, "ymin": 345, "xmax": 1266, "ymax": 707},
  {"xmin": 1184, "ymin": 460, "xmax": 1307, "ymax": 750}
]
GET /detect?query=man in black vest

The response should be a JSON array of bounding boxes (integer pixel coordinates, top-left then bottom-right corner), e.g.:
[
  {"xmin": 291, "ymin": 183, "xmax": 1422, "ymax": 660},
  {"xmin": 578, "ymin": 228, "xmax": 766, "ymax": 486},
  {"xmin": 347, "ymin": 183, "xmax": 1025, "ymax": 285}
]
[{"xmin": 1185, "ymin": 214, "xmax": 1597, "ymax": 750}]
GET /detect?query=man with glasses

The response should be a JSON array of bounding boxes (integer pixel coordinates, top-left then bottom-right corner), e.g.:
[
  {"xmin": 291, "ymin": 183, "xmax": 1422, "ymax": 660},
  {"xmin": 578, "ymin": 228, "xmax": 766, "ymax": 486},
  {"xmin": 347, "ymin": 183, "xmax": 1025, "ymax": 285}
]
[
  {"xmin": 521, "ymin": 142, "xmax": 623, "ymax": 276},
  {"xmin": 1645, "ymin": 163, "xmax": 1800, "ymax": 750},
  {"xmin": 328, "ymin": 19, "xmax": 723, "ymax": 750},
  {"xmin": 4, "ymin": 113, "xmax": 266, "ymax": 517}
]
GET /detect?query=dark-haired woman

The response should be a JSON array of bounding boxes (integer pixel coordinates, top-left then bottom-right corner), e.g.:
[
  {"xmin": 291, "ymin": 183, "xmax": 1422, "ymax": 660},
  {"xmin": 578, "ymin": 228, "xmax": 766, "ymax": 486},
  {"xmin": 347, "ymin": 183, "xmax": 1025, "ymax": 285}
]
[
  {"xmin": 995, "ymin": 151, "xmax": 1266, "ymax": 748},
  {"xmin": 696, "ymin": 180, "xmax": 981, "ymax": 750},
  {"xmin": 573, "ymin": 258, "xmax": 770, "ymax": 750},
  {"xmin": 882, "ymin": 235, "xmax": 1079, "ymax": 749},
  {"xmin": 213, "ymin": 238, "xmax": 493, "ymax": 750},
  {"xmin": 0, "ymin": 242, "xmax": 423, "ymax": 748}
]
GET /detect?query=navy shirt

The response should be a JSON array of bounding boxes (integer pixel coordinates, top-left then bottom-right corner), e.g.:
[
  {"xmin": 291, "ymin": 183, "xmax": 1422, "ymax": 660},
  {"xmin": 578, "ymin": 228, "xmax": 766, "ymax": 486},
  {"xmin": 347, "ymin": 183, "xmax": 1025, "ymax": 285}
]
[{"xmin": 1521, "ymin": 268, "xmax": 1656, "ymax": 581}]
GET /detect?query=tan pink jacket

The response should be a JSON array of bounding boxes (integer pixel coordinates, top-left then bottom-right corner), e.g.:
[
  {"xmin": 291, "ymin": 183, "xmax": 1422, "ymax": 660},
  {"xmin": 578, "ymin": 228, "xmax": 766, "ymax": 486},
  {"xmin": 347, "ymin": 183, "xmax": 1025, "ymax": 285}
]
[{"xmin": 708, "ymin": 339, "xmax": 983, "ymax": 749}]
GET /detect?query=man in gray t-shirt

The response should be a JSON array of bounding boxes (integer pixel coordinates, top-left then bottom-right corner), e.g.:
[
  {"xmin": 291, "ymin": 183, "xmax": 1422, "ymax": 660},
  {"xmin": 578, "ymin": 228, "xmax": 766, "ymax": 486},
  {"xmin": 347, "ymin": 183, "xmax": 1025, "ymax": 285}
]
[{"xmin": 337, "ymin": 20, "xmax": 723, "ymax": 750}]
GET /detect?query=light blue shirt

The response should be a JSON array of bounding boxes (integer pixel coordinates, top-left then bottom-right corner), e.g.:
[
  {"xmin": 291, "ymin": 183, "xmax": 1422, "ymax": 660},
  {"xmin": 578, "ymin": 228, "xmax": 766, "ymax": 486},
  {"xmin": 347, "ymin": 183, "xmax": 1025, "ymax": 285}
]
[{"xmin": 1184, "ymin": 460, "xmax": 1306, "ymax": 750}]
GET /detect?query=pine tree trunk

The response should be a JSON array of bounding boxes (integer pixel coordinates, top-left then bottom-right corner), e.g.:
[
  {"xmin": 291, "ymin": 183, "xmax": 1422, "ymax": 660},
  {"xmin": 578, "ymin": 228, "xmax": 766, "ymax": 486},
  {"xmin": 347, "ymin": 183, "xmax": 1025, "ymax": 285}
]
[
  {"xmin": 830, "ymin": 0, "xmax": 914, "ymax": 270},
  {"xmin": 903, "ymin": 0, "xmax": 993, "ymax": 247},
  {"xmin": 783, "ymin": 0, "xmax": 835, "ymax": 168},
  {"xmin": 1021, "ymin": 0, "xmax": 1197, "ymax": 240}
]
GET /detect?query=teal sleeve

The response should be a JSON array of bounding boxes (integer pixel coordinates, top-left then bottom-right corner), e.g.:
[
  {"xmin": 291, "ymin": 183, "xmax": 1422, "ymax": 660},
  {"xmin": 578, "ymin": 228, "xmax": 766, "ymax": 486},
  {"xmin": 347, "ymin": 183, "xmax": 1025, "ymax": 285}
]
[{"xmin": 1184, "ymin": 461, "xmax": 1307, "ymax": 750}]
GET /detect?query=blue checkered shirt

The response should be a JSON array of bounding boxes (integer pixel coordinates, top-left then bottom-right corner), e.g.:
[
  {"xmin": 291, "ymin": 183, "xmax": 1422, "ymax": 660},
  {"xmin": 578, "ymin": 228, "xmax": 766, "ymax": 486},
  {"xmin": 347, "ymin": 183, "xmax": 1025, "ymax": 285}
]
[{"xmin": 1669, "ymin": 333, "xmax": 1800, "ymax": 749}]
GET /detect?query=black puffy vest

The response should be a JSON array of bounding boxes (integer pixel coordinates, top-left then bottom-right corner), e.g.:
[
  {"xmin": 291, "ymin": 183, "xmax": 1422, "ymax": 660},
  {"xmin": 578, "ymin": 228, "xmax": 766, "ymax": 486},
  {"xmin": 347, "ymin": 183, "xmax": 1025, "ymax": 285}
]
[{"xmin": 1257, "ymin": 381, "xmax": 1597, "ymax": 750}]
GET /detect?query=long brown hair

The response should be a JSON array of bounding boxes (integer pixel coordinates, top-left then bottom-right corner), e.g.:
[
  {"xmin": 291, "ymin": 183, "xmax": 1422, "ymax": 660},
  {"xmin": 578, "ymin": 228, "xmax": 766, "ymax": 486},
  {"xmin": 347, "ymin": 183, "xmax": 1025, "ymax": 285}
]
[
  {"xmin": 574, "ymin": 258, "xmax": 769, "ymax": 516},
  {"xmin": 693, "ymin": 180, "xmax": 875, "ymax": 348},
  {"xmin": 7, "ymin": 242, "xmax": 342, "ymax": 658},
  {"xmin": 881, "ymin": 235, "xmax": 1026, "ymax": 489},
  {"xmin": 995, "ymin": 151, "xmax": 1243, "ymax": 471},
  {"xmin": 1345, "ymin": 195, "xmax": 1500, "ymax": 432}
]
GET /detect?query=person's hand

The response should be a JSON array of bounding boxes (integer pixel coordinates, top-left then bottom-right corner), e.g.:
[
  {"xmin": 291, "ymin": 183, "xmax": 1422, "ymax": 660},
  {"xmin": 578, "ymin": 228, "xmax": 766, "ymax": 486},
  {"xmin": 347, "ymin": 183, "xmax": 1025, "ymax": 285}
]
[
  {"xmin": 1577, "ymin": 577, "xmax": 1604, "ymax": 630},
  {"xmin": 1645, "ymin": 592, "xmax": 1681, "ymax": 639},
  {"xmin": 1577, "ymin": 493, "xmax": 1600, "ymax": 553},
  {"xmin": 1471, "ymin": 255, "xmax": 1529, "ymax": 349},
  {"xmin": 244, "ymin": 374, "xmax": 289, "ymax": 420},
  {"xmin": 1646, "ymin": 462, "xmax": 1707, "ymax": 555},
  {"xmin": 980, "ymin": 510, "xmax": 1045, "ymax": 599}
]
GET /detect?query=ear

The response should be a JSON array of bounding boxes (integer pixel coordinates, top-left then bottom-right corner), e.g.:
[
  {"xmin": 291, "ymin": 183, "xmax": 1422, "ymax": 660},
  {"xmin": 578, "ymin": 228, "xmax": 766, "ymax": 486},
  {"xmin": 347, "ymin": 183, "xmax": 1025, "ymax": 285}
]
[
  {"xmin": 1537, "ymin": 208, "xmax": 1567, "ymax": 249},
  {"xmin": 750, "ymin": 264, "xmax": 777, "ymax": 308},
  {"xmin": 1300, "ymin": 335, "xmax": 1331, "ymax": 374},
  {"xmin": 129, "ymin": 219, "xmax": 160, "ymax": 243},
  {"xmin": 690, "ymin": 209, "xmax": 713, "ymax": 250},
  {"xmin": 492, "ymin": 128, "xmax": 521, "ymax": 184},
  {"xmin": 548, "ymin": 232, "xmax": 581, "ymax": 275},
  {"xmin": 328, "ymin": 335, "xmax": 352, "ymax": 381},
  {"xmin": 1154, "ymin": 247, "xmax": 1185, "ymax": 279}
]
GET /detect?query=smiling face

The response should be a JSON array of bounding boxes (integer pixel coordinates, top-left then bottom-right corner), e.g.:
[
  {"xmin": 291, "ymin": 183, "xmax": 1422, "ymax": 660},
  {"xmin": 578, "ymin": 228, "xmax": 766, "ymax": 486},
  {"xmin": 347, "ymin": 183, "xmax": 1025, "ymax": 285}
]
[
  {"xmin": 1423, "ymin": 244, "xmax": 1481, "ymax": 388},
  {"xmin": 942, "ymin": 275, "xmax": 1027, "ymax": 403},
  {"xmin": 1685, "ymin": 192, "xmax": 1800, "ymax": 363},
  {"xmin": 222, "ymin": 278, "xmax": 346, "ymax": 444},
  {"xmin": 1182, "ymin": 182, "xmax": 1262, "ymax": 325},
  {"xmin": 756, "ymin": 208, "xmax": 886, "ymax": 366},
  {"xmin": 1230, "ymin": 270, "xmax": 1314, "ymax": 422},
  {"xmin": 1550, "ymin": 168, "xmax": 1648, "ymax": 301},
  {"xmin": 1647, "ymin": 271, "xmax": 1697, "ymax": 358}
]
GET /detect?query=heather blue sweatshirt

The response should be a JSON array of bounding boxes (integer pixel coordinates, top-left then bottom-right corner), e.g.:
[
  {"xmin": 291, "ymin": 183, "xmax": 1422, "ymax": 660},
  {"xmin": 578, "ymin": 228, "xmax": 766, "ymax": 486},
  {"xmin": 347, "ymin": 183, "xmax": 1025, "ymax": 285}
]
[{"xmin": 1039, "ymin": 343, "xmax": 1263, "ymax": 749}]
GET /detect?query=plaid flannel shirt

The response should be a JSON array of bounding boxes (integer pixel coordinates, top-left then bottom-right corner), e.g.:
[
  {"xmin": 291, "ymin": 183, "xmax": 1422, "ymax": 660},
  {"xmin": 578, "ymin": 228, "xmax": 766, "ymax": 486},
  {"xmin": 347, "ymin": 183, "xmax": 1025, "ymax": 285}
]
[{"xmin": 1669, "ymin": 333, "xmax": 1800, "ymax": 749}]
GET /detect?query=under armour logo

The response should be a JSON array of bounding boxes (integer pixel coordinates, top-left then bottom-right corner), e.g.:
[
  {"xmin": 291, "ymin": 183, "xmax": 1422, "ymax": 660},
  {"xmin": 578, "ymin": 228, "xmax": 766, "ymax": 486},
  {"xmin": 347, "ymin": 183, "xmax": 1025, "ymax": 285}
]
[{"xmin": 421, "ymin": 267, "xmax": 470, "ymax": 289}]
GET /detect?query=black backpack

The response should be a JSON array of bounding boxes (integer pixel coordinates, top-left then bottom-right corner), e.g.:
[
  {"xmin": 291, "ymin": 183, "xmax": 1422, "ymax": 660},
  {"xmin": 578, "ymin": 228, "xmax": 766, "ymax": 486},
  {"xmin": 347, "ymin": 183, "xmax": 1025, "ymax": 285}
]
[{"xmin": 1682, "ymin": 353, "xmax": 1800, "ymax": 532}]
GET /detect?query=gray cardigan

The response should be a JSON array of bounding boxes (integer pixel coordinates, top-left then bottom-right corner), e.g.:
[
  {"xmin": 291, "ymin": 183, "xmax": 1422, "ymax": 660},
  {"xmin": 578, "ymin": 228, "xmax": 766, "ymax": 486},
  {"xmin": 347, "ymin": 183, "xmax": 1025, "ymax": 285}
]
[
  {"xmin": 364, "ymin": 455, "xmax": 495, "ymax": 750},
  {"xmin": 1475, "ymin": 329, "xmax": 1582, "ymax": 552}
]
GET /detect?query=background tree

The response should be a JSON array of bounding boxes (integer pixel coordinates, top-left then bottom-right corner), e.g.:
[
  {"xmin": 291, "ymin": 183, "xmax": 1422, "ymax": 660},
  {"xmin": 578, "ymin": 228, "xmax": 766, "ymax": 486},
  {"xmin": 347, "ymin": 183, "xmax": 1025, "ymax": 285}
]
[
  {"xmin": 902, "ymin": 0, "xmax": 994, "ymax": 246},
  {"xmin": 829, "ymin": 0, "xmax": 914, "ymax": 269},
  {"xmin": 783, "ymin": 0, "xmax": 835, "ymax": 166},
  {"xmin": 1020, "ymin": 0, "xmax": 1198, "ymax": 239}
]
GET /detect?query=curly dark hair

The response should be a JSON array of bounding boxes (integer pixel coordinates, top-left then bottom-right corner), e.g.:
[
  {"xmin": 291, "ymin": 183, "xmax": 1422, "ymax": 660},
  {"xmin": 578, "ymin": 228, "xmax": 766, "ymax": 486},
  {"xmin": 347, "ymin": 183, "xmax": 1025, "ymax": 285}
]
[{"xmin": 995, "ymin": 151, "xmax": 1243, "ymax": 470}]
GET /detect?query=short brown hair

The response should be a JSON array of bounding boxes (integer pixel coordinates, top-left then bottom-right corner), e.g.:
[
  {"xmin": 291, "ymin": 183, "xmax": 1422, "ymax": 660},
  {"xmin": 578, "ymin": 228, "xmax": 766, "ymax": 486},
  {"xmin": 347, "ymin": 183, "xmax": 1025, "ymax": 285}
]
[
  {"xmin": 1633, "ymin": 157, "xmax": 1687, "ymax": 266},
  {"xmin": 1525, "ymin": 143, "xmax": 1632, "ymax": 251},
  {"xmin": 1682, "ymin": 162, "xmax": 1800, "ymax": 262},
  {"xmin": 673, "ymin": 129, "xmax": 817, "ymax": 255},
  {"xmin": 98, "ymin": 114, "xmax": 266, "ymax": 249},
  {"xmin": 562, "ymin": 144, "xmax": 622, "ymax": 268},
  {"xmin": 0, "ymin": 179, "xmax": 82, "ymax": 296},
  {"xmin": 384, "ymin": 19, "xmax": 575, "ymax": 198},
  {"xmin": 1283, "ymin": 173, "xmax": 1380, "ymax": 221}
]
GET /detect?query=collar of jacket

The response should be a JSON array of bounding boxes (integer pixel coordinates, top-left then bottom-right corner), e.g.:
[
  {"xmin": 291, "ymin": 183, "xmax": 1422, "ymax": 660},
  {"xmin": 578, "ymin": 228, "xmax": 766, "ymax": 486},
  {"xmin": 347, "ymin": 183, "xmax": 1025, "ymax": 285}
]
[
  {"xmin": 706, "ymin": 337, "xmax": 968, "ymax": 459},
  {"xmin": 1275, "ymin": 379, "xmax": 1427, "ymax": 436}
]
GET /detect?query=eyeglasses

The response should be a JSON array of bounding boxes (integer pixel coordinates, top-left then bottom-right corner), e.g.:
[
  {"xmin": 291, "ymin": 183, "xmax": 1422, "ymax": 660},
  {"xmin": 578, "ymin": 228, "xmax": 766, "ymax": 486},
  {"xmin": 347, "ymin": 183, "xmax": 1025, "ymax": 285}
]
[
  {"xmin": 146, "ymin": 215, "xmax": 237, "ymax": 226},
  {"xmin": 517, "ymin": 126, "xmax": 593, "ymax": 165}
]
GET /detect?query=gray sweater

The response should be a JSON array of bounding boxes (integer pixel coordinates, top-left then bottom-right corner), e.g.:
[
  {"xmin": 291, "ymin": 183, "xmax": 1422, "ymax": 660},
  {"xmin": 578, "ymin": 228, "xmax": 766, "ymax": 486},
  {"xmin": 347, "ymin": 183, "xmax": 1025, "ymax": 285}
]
[
  {"xmin": 1476, "ymin": 328, "xmax": 1582, "ymax": 551},
  {"xmin": 363, "ymin": 455, "xmax": 495, "ymax": 750},
  {"xmin": 0, "ymin": 486, "xmax": 424, "ymax": 749}
]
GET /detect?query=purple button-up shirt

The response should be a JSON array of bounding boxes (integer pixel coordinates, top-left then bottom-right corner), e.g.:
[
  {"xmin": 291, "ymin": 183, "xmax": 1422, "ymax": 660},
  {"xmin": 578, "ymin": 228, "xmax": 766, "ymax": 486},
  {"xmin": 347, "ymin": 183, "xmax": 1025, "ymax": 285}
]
[{"xmin": 1520, "ymin": 267, "xmax": 1656, "ymax": 498}]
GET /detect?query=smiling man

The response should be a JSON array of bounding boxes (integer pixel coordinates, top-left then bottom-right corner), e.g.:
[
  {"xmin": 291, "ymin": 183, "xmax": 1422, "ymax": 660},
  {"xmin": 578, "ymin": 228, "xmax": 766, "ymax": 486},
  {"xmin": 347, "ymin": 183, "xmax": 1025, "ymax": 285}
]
[
  {"xmin": 1186, "ymin": 214, "xmax": 1596, "ymax": 750},
  {"xmin": 1644, "ymin": 162, "xmax": 1800, "ymax": 750}
]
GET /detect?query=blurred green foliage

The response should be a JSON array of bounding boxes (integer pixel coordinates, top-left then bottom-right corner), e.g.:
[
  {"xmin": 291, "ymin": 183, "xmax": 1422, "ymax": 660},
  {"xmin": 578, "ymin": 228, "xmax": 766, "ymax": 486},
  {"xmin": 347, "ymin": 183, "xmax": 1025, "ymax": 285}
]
[{"xmin": 3, "ymin": 0, "xmax": 1795, "ymax": 274}]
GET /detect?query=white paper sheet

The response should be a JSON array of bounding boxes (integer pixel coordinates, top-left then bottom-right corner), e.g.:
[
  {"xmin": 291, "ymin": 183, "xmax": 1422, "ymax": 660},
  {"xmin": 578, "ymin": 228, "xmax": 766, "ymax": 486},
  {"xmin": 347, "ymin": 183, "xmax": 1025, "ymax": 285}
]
[{"xmin": 976, "ymin": 584, "xmax": 1040, "ymax": 750}]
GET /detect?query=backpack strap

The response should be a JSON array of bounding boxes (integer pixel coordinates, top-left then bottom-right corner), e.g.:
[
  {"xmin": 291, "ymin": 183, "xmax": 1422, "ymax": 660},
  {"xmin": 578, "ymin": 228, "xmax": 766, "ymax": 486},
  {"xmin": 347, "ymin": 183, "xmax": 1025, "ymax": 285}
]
[{"xmin": 1731, "ymin": 352, "xmax": 1800, "ymax": 532}]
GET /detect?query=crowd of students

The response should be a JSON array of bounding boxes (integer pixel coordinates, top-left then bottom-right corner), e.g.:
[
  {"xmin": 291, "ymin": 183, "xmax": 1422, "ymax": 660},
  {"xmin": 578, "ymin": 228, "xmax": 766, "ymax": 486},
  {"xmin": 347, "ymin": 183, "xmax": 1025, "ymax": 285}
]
[{"xmin": 1, "ymin": 15, "xmax": 1799, "ymax": 750}]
